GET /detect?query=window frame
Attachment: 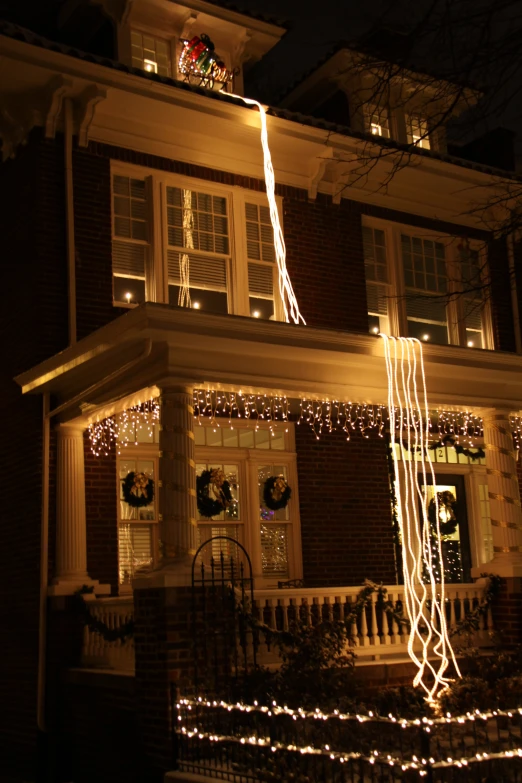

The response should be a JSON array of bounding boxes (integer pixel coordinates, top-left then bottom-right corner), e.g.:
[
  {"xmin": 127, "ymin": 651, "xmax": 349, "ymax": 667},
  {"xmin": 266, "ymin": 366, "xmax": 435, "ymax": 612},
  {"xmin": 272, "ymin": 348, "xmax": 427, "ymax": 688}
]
[
  {"xmin": 130, "ymin": 27, "xmax": 174, "ymax": 77},
  {"xmin": 361, "ymin": 216, "xmax": 494, "ymax": 350},
  {"xmin": 111, "ymin": 162, "xmax": 284, "ymax": 320}
]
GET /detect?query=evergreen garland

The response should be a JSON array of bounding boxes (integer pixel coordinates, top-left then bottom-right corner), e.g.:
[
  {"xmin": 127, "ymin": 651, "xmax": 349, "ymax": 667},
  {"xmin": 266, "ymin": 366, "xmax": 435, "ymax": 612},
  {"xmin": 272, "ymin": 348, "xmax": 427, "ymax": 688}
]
[
  {"xmin": 74, "ymin": 587, "xmax": 135, "ymax": 642},
  {"xmin": 401, "ymin": 434, "xmax": 485, "ymax": 461}
]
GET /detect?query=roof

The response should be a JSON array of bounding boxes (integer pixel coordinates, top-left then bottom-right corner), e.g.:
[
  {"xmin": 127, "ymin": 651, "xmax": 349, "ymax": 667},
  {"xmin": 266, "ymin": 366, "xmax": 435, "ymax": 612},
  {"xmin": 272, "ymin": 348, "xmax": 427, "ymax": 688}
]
[
  {"xmin": 0, "ymin": 20, "xmax": 518, "ymax": 184},
  {"xmin": 199, "ymin": 0, "xmax": 289, "ymax": 29}
]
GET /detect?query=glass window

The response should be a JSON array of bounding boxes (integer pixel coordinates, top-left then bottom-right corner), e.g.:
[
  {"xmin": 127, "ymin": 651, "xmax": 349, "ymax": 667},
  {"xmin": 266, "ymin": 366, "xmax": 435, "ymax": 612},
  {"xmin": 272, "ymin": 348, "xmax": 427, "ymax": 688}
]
[
  {"xmin": 246, "ymin": 203, "xmax": 275, "ymax": 320},
  {"xmin": 118, "ymin": 456, "xmax": 157, "ymax": 587},
  {"xmin": 364, "ymin": 104, "xmax": 390, "ymax": 138},
  {"xmin": 459, "ymin": 246, "xmax": 485, "ymax": 348},
  {"xmin": 131, "ymin": 30, "xmax": 171, "ymax": 77},
  {"xmin": 406, "ymin": 114, "xmax": 430, "ymax": 149},
  {"xmin": 112, "ymin": 175, "xmax": 148, "ymax": 305},
  {"xmin": 258, "ymin": 464, "xmax": 290, "ymax": 579},
  {"xmin": 363, "ymin": 226, "xmax": 389, "ymax": 335},
  {"xmin": 401, "ymin": 234, "xmax": 449, "ymax": 345}
]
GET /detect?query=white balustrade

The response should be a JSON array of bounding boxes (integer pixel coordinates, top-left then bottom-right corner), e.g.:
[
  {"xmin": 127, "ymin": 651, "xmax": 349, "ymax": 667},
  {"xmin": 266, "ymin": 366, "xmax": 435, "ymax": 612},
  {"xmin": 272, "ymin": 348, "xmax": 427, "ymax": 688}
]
[
  {"xmin": 80, "ymin": 597, "xmax": 135, "ymax": 673},
  {"xmin": 253, "ymin": 583, "xmax": 494, "ymax": 665}
]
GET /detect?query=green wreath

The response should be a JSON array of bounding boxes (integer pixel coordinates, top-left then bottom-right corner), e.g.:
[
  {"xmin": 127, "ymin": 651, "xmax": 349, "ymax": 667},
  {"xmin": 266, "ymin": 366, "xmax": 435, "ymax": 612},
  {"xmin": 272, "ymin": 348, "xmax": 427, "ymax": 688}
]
[
  {"xmin": 428, "ymin": 490, "xmax": 458, "ymax": 537},
  {"xmin": 122, "ymin": 471, "xmax": 154, "ymax": 508},
  {"xmin": 197, "ymin": 468, "xmax": 232, "ymax": 518},
  {"xmin": 263, "ymin": 475, "xmax": 292, "ymax": 511}
]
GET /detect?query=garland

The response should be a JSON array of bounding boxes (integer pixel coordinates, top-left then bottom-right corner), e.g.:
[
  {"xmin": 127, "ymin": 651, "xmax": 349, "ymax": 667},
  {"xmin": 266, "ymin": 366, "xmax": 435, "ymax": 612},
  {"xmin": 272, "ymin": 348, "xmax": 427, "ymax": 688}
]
[
  {"xmin": 263, "ymin": 475, "xmax": 292, "ymax": 511},
  {"xmin": 74, "ymin": 587, "xmax": 135, "ymax": 642},
  {"xmin": 401, "ymin": 434, "xmax": 485, "ymax": 461},
  {"xmin": 122, "ymin": 471, "xmax": 154, "ymax": 508},
  {"xmin": 197, "ymin": 468, "xmax": 232, "ymax": 518}
]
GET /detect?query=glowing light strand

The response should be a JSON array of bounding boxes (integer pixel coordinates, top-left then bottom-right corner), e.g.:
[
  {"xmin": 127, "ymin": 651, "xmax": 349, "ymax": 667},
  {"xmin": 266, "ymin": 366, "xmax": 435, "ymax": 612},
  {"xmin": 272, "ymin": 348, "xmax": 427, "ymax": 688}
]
[
  {"xmin": 382, "ymin": 335, "xmax": 460, "ymax": 701},
  {"xmin": 178, "ymin": 188, "xmax": 193, "ymax": 308},
  {"xmin": 230, "ymin": 93, "xmax": 305, "ymax": 325}
]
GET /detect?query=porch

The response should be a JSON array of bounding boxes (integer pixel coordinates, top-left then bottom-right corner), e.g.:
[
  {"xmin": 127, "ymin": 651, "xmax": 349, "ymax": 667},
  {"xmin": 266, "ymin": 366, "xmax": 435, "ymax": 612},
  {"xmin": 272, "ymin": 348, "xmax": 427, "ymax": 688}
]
[{"xmin": 79, "ymin": 580, "xmax": 495, "ymax": 675}]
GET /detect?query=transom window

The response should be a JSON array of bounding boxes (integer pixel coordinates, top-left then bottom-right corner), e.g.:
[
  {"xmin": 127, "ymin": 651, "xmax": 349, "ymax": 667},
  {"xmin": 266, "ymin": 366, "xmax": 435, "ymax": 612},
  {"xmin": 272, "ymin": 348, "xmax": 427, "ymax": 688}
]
[
  {"xmin": 111, "ymin": 166, "xmax": 280, "ymax": 320},
  {"xmin": 131, "ymin": 31, "xmax": 171, "ymax": 76},
  {"xmin": 362, "ymin": 218, "xmax": 492, "ymax": 349}
]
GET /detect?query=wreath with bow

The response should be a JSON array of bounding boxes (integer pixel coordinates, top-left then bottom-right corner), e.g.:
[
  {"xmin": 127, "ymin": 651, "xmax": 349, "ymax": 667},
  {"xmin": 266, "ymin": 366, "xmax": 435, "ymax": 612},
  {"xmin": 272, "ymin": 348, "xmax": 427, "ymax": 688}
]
[
  {"xmin": 428, "ymin": 490, "xmax": 459, "ymax": 538},
  {"xmin": 263, "ymin": 475, "xmax": 292, "ymax": 511},
  {"xmin": 122, "ymin": 471, "xmax": 154, "ymax": 508},
  {"xmin": 197, "ymin": 468, "xmax": 233, "ymax": 518}
]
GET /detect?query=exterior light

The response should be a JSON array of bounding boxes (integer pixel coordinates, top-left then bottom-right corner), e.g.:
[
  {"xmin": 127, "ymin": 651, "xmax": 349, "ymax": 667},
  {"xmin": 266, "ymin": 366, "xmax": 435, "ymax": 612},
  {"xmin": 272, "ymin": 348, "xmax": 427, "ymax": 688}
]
[
  {"xmin": 125, "ymin": 292, "xmax": 132, "ymax": 303},
  {"xmin": 192, "ymin": 301, "xmax": 201, "ymax": 310}
]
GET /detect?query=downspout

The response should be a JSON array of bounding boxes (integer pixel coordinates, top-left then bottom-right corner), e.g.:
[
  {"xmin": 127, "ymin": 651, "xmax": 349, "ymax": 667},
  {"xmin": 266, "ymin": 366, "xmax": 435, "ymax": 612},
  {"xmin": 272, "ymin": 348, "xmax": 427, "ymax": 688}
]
[
  {"xmin": 64, "ymin": 97, "xmax": 77, "ymax": 347},
  {"xmin": 507, "ymin": 232, "xmax": 522, "ymax": 354}
]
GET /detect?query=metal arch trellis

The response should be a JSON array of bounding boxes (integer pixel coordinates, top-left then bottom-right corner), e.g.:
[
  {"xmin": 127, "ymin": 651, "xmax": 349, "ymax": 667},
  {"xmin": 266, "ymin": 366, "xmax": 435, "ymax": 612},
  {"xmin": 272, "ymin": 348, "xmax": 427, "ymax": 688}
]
[{"xmin": 190, "ymin": 536, "xmax": 258, "ymax": 699}]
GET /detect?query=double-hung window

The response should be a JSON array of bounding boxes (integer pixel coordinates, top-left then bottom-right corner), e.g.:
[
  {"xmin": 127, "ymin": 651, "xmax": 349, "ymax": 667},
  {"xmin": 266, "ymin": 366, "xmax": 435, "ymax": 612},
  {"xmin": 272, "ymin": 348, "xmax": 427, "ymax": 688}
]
[
  {"xmin": 111, "ymin": 165, "xmax": 280, "ymax": 320},
  {"xmin": 362, "ymin": 218, "xmax": 492, "ymax": 349},
  {"xmin": 131, "ymin": 30, "xmax": 171, "ymax": 76},
  {"xmin": 406, "ymin": 114, "xmax": 431, "ymax": 148},
  {"xmin": 364, "ymin": 103, "xmax": 391, "ymax": 138}
]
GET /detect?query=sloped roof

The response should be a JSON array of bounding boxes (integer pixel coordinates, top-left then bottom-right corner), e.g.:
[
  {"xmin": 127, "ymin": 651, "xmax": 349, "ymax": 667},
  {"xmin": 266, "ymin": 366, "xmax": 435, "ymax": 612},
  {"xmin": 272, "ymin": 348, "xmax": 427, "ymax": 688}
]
[{"xmin": 0, "ymin": 20, "xmax": 517, "ymax": 183}]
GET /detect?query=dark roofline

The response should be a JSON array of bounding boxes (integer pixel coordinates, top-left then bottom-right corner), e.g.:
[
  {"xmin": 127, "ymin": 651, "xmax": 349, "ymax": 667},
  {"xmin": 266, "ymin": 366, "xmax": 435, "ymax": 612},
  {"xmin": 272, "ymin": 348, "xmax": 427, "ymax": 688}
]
[
  {"xmin": 0, "ymin": 21, "xmax": 518, "ymax": 185},
  {"xmin": 200, "ymin": 0, "xmax": 289, "ymax": 29}
]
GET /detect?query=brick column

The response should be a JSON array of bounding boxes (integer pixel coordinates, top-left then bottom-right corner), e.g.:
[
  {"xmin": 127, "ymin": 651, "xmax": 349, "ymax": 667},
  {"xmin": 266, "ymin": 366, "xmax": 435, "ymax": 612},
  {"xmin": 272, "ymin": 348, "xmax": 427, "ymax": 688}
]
[
  {"xmin": 50, "ymin": 422, "xmax": 109, "ymax": 596},
  {"xmin": 158, "ymin": 386, "xmax": 197, "ymax": 566}
]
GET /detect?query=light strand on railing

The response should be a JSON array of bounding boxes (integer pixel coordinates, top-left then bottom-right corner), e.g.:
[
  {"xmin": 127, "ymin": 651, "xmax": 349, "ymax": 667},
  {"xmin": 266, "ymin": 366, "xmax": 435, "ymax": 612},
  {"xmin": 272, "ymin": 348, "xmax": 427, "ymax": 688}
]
[
  {"xmin": 178, "ymin": 697, "xmax": 522, "ymax": 727},
  {"xmin": 230, "ymin": 93, "xmax": 305, "ymax": 326},
  {"xmin": 382, "ymin": 336, "xmax": 460, "ymax": 701}
]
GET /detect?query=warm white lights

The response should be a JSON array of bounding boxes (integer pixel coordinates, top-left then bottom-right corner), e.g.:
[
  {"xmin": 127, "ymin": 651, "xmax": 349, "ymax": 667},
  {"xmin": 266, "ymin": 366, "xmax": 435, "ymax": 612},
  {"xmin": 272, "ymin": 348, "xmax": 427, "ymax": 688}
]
[
  {"xmin": 230, "ymin": 93, "xmax": 305, "ymax": 326},
  {"xmin": 381, "ymin": 335, "xmax": 460, "ymax": 701},
  {"xmin": 467, "ymin": 340, "xmax": 474, "ymax": 347},
  {"xmin": 192, "ymin": 301, "xmax": 201, "ymax": 310},
  {"xmin": 143, "ymin": 59, "xmax": 157, "ymax": 73},
  {"xmin": 422, "ymin": 334, "xmax": 430, "ymax": 341},
  {"xmin": 252, "ymin": 310, "xmax": 261, "ymax": 318},
  {"xmin": 178, "ymin": 189, "xmax": 193, "ymax": 308},
  {"xmin": 372, "ymin": 326, "xmax": 379, "ymax": 334},
  {"xmin": 125, "ymin": 292, "xmax": 132, "ymax": 303}
]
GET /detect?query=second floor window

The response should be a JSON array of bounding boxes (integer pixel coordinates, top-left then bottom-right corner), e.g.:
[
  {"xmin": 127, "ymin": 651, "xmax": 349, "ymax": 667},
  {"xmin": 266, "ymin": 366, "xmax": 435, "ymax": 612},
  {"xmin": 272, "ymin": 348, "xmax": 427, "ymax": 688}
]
[
  {"xmin": 406, "ymin": 114, "xmax": 431, "ymax": 149},
  {"xmin": 111, "ymin": 166, "xmax": 279, "ymax": 320},
  {"xmin": 131, "ymin": 30, "xmax": 171, "ymax": 76},
  {"xmin": 364, "ymin": 103, "xmax": 391, "ymax": 138},
  {"xmin": 362, "ymin": 219, "xmax": 492, "ymax": 349}
]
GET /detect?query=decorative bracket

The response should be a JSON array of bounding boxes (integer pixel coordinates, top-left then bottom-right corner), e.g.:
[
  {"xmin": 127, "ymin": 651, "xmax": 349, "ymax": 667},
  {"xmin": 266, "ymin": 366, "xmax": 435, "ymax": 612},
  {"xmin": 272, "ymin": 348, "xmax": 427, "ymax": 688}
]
[
  {"xmin": 233, "ymin": 30, "xmax": 252, "ymax": 67},
  {"xmin": 76, "ymin": 85, "xmax": 107, "ymax": 147},
  {"xmin": 44, "ymin": 75, "xmax": 73, "ymax": 139},
  {"xmin": 180, "ymin": 11, "xmax": 199, "ymax": 41},
  {"xmin": 308, "ymin": 147, "xmax": 337, "ymax": 200}
]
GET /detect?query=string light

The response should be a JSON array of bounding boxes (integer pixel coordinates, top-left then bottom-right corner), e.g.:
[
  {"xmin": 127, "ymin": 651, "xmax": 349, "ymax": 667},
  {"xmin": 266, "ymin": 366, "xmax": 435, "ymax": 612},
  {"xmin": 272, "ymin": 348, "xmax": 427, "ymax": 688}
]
[
  {"xmin": 382, "ymin": 336, "xmax": 460, "ymax": 701},
  {"xmin": 178, "ymin": 188, "xmax": 193, "ymax": 308},
  {"xmin": 230, "ymin": 93, "xmax": 305, "ymax": 326},
  {"xmin": 88, "ymin": 398, "xmax": 160, "ymax": 456},
  {"xmin": 193, "ymin": 389, "xmax": 289, "ymax": 434}
]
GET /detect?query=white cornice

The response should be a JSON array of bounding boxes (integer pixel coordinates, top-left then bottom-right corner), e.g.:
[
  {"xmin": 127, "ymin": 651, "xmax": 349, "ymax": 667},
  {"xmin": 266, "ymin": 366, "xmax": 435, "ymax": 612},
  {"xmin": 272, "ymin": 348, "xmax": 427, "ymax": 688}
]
[
  {"xmin": 0, "ymin": 35, "xmax": 516, "ymax": 229},
  {"xmin": 14, "ymin": 304, "xmax": 522, "ymax": 419}
]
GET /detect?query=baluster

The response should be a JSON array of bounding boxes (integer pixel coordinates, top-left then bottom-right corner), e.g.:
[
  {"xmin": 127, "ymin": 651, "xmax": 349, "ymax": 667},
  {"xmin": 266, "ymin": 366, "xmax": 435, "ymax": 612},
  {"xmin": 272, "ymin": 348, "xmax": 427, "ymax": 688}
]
[
  {"xmin": 370, "ymin": 592, "xmax": 380, "ymax": 646},
  {"xmin": 360, "ymin": 600, "xmax": 370, "ymax": 647},
  {"xmin": 281, "ymin": 598, "xmax": 290, "ymax": 631},
  {"xmin": 326, "ymin": 596, "xmax": 334, "ymax": 623},
  {"xmin": 302, "ymin": 598, "xmax": 311, "ymax": 627},
  {"xmin": 381, "ymin": 592, "xmax": 391, "ymax": 647},
  {"xmin": 267, "ymin": 599, "xmax": 276, "ymax": 631},
  {"xmin": 448, "ymin": 593, "xmax": 457, "ymax": 632},
  {"xmin": 389, "ymin": 593, "xmax": 400, "ymax": 646},
  {"xmin": 398, "ymin": 592, "xmax": 408, "ymax": 642},
  {"xmin": 349, "ymin": 598, "xmax": 359, "ymax": 646}
]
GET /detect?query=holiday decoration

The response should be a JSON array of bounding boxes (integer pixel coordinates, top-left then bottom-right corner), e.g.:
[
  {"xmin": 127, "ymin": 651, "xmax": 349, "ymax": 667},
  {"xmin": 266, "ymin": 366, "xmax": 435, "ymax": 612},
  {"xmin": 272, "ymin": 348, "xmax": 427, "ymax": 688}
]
[
  {"xmin": 122, "ymin": 471, "xmax": 154, "ymax": 508},
  {"xmin": 197, "ymin": 468, "xmax": 233, "ymax": 518},
  {"xmin": 263, "ymin": 475, "xmax": 291, "ymax": 511},
  {"xmin": 428, "ymin": 491, "xmax": 458, "ymax": 538},
  {"xmin": 382, "ymin": 334, "xmax": 460, "ymax": 701},
  {"xmin": 178, "ymin": 34, "xmax": 235, "ymax": 91}
]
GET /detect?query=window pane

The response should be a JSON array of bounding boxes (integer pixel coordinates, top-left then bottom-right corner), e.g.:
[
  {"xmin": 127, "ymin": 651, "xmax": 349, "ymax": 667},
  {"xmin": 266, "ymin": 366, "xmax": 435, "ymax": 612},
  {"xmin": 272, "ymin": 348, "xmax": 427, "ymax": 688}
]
[
  {"xmin": 119, "ymin": 523, "xmax": 153, "ymax": 585},
  {"xmin": 249, "ymin": 297, "xmax": 274, "ymax": 320},
  {"xmin": 260, "ymin": 525, "xmax": 289, "ymax": 578},
  {"xmin": 113, "ymin": 276, "xmax": 145, "ymax": 305},
  {"xmin": 402, "ymin": 234, "xmax": 448, "ymax": 344}
]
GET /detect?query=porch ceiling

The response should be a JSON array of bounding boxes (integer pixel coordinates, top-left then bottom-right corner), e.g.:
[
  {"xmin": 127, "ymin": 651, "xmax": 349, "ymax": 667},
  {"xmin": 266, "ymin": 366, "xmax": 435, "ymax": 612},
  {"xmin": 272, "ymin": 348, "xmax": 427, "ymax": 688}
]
[{"xmin": 14, "ymin": 303, "xmax": 522, "ymax": 422}]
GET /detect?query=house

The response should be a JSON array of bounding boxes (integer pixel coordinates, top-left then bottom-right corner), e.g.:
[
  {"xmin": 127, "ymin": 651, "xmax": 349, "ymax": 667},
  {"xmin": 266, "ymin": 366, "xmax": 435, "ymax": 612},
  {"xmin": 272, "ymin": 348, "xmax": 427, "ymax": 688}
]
[{"xmin": 1, "ymin": 1, "xmax": 522, "ymax": 781}]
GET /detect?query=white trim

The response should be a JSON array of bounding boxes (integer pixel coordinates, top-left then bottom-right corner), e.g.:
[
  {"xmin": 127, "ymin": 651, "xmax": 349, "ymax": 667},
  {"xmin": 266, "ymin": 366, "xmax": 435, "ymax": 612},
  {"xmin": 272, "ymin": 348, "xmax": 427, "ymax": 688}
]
[{"xmin": 361, "ymin": 215, "xmax": 494, "ymax": 350}]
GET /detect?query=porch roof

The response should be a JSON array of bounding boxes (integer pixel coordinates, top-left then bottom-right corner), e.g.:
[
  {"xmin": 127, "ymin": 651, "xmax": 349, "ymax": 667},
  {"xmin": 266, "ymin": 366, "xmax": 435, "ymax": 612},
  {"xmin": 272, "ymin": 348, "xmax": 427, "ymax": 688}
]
[{"xmin": 14, "ymin": 303, "xmax": 522, "ymax": 423}]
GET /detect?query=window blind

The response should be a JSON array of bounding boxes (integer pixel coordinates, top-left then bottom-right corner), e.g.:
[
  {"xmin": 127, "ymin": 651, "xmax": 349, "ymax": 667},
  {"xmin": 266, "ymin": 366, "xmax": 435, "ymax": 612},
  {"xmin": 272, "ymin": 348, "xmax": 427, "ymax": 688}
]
[
  {"xmin": 112, "ymin": 240, "xmax": 146, "ymax": 278},
  {"xmin": 167, "ymin": 250, "xmax": 227, "ymax": 291},
  {"xmin": 248, "ymin": 262, "xmax": 274, "ymax": 298}
]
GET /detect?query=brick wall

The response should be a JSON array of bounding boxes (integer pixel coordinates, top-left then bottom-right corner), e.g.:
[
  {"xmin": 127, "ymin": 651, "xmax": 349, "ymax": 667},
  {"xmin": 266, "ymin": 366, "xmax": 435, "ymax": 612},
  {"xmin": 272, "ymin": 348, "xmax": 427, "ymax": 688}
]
[
  {"xmin": 295, "ymin": 425, "xmax": 397, "ymax": 586},
  {"xmin": 0, "ymin": 129, "xmax": 68, "ymax": 776},
  {"xmin": 84, "ymin": 435, "xmax": 119, "ymax": 593}
]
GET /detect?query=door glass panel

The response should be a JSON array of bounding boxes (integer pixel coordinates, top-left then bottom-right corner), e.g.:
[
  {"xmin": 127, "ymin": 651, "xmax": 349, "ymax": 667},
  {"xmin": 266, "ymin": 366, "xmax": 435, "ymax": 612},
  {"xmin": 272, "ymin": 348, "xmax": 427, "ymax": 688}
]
[{"xmin": 422, "ymin": 480, "xmax": 471, "ymax": 583}]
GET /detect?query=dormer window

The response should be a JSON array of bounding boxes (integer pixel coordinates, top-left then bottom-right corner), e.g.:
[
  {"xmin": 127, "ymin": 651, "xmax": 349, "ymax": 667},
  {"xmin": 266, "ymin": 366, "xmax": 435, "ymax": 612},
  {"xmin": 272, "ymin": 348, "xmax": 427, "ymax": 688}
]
[
  {"xmin": 131, "ymin": 30, "xmax": 171, "ymax": 77},
  {"xmin": 406, "ymin": 114, "xmax": 430, "ymax": 149},
  {"xmin": 364, "ymin": 104, "xmax": 390, "ymax": 138}
]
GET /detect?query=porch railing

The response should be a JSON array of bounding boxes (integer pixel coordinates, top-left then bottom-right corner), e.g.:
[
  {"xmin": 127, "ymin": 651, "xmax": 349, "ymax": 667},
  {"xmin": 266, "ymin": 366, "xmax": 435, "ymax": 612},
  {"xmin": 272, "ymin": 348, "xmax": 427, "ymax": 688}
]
[
  {"xmin": 80, "ymin": 596, "xmax": 135, "ymax": 673},
  {"xmin": 253, "ymin": 582, "xmax": 494, "ymax": 663}
]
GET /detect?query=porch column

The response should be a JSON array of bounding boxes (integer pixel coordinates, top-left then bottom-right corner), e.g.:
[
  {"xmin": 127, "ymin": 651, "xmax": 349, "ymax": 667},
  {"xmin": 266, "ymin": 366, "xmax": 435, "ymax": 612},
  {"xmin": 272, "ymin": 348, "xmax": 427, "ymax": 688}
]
[
  {"xmin": 476, "ymin": 409, "xmax": 522, "ymax": 577},
  {"xmin": 50, "ymin": 423, "xmax": 109, "ymax": 595},
  {"xmin": 158, "ymin": 385, "xmax": 197, "ymax": 566}
]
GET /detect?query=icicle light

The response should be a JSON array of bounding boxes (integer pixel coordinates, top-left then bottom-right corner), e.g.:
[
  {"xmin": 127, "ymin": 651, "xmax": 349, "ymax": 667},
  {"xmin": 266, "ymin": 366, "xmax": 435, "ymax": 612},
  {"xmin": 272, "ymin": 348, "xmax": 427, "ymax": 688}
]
[
  {"xmin": 382, "ymin": 335, "xmax": 461, "ymax": 701},
  {"xmin": 230, "ymin": 93, "xmax": 305, "ymax": 325}
]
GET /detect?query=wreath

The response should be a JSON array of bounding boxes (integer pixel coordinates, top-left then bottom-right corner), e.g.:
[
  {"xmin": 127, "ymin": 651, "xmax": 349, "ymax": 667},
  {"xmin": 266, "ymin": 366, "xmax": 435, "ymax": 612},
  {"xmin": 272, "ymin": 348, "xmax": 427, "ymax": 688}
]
[
  {"xmin": 122, "ymin": 471, "xmax": 154, "ymax": 508},
  {"xmin": 428, "ymin": 490, "xmax": 458, "ymax": 537},
  {"xmin": 263, "ymin": 475, "xmax": 292, "ymax": 511},
  {"xmin": 197, "ymin": 468, "xmax": 232, "ymax": 518}
]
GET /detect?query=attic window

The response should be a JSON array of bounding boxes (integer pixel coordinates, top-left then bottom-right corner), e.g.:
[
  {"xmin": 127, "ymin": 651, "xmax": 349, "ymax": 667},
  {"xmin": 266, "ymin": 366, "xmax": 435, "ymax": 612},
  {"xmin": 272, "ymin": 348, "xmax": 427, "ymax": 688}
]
[
  {"xmin": 406, "ymin": 114, "xmax": 431, "ymax": 149},
  {"xmin": 131, "ymin": 31, "xmax": 171, "ymax": 77},
  {"xmin": 365, "ymin": 104, "xmax": 390, "ymax": 138}
]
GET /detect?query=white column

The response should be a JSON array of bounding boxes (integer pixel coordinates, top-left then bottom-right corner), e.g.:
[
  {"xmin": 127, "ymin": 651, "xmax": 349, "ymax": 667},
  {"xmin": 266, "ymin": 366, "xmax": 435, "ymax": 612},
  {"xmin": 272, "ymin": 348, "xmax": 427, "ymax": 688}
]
[
  {"xmin": 50, "ymin": 423, "xmax": 109, "ymax": 595},
  {"xmin": 158, "ymin": 385, "xmax": 197, "ymax": 564},
  {"xmin": 475, "ymin": 410, "xmax": 522, "ymax": 577}
]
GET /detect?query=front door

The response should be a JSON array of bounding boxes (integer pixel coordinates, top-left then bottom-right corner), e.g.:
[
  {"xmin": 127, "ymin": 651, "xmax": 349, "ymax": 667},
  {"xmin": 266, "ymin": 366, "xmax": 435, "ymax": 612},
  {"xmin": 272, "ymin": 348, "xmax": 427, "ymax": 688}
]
[{"xmin": 419, "ymin": 474, "xmax": 472, "ymax": 583}]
